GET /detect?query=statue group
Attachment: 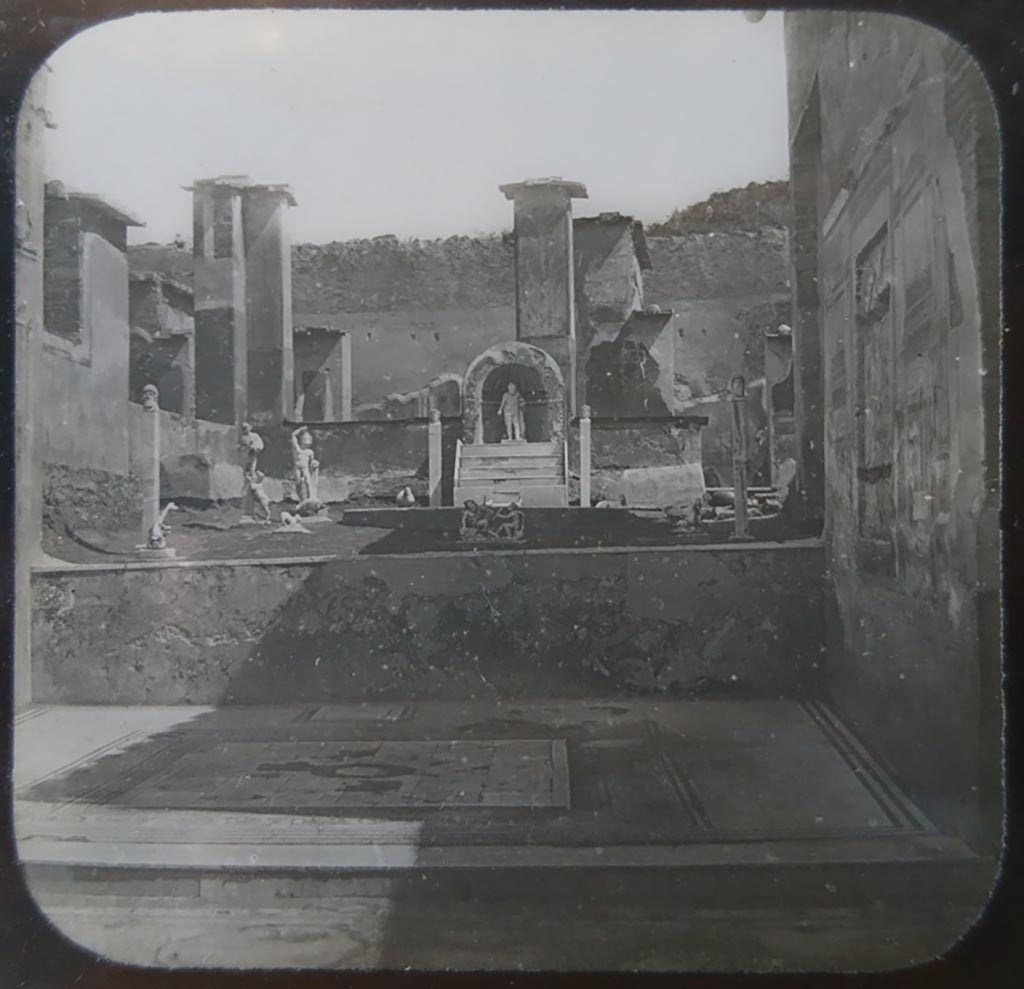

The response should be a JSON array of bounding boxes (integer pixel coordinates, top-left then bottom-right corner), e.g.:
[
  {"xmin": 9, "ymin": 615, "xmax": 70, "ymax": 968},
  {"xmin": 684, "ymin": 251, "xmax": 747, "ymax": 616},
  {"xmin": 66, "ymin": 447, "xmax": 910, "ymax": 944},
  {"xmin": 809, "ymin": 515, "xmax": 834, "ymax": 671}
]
[{"xmin": 236, "ymin": 423, "xmax": 327, "ymax": 525}]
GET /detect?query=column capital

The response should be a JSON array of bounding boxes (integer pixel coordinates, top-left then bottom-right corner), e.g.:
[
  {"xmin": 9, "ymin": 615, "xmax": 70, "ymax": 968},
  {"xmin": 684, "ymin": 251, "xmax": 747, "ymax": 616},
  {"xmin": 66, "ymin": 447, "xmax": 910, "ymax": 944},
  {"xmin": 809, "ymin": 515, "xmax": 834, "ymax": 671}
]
[{"xmin": 500, "ymin": 177, "xmax": 588, "ymax": 202}]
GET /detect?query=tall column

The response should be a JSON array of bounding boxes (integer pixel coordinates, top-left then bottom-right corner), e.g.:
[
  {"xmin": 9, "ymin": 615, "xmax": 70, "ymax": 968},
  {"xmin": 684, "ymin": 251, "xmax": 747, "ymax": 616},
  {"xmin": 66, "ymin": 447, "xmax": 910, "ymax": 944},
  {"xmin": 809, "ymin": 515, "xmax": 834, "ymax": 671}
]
[
  {"xmin": 243, "ymin": 184, "xmax": 296, "ymax": 428},
  {"xmin": 500, "ymin": 178, "xmax": 588, "ymax": 415},
  {"xmin": 190, "ymin": 177, "xmax": 248, "ymax": 425},
  {"xmin": 428, "ymin": 409, "xmax": 443, "ymax": 507},
  {"xmin": 340, "ymin": 331, "xmax": 353, "ymax": 421}
]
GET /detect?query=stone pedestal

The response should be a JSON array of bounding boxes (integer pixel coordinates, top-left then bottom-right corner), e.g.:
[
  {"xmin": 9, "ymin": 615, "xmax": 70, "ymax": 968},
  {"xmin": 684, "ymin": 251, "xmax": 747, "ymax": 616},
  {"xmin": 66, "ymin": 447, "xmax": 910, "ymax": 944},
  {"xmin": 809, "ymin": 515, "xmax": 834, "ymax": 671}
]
[
  {"xmin": 191, "ymin": 177, "xmax": 248, "ymax": 425},
  {"xmin": 428, "ymin": 410, "xmax": 443, "ymax": 507},
  {"xmin": 340, "ymin": 331, "xmax": 353, "ymax": 422},
  {"xmin": 243, "ymin": 184, "xmax": 296, "ymax": 428},
  {"xmin": 136, "ymin": 385, "xmax": 177, "ymax": 558},
  {"xmin": 140, "ymin": 392, "xmax": 160, "ymax": 541},
  {"xmin": 500, "ymin": 178, "xmax": 587, "ymax": 416},
  {"xmin": 579, "ymin": 405, "xmax": 592, "ymax": 508},
  {"xmin": 730, "ymin": 384, "xmax": 754, "ymax": 541}
]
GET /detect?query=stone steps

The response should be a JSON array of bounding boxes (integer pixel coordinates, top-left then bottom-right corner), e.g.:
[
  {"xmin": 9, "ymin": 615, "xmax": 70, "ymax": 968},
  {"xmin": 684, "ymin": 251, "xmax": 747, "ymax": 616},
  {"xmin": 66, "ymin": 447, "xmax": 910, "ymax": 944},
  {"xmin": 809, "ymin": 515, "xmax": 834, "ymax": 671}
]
[
  {"xmin": 459, "ymin": 466, "xmax": 562, "ymax": 481},
  {"xmin": 456, "ymin": 439, "xmax": 566, "ymax": 506},
  {"xmin": 461, "ymin": 455, "xmax": 561, "ymax": 468},
  {"xmin": 463, "ymin": 442, "xmax": 560, "ymax": 458}
]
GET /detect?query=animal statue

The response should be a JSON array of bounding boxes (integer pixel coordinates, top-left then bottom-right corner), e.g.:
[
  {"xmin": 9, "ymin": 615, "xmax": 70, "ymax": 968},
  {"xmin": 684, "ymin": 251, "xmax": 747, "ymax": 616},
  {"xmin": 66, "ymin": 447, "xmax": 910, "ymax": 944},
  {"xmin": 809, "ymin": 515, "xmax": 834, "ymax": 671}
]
[
  {"xmin": 147, "ymin": 501, "xmax": 178, "ymax": 549},
  {"xmin": 275, "ymin": 511, "xmax": 311, "ymax": 534},
  {"xmin": 295, "ymin": 497, "xmax": 326, "ymax": 518},
  {"xmin": 244, "ymin": 470, "xmax": 273, "ymax": 521}
]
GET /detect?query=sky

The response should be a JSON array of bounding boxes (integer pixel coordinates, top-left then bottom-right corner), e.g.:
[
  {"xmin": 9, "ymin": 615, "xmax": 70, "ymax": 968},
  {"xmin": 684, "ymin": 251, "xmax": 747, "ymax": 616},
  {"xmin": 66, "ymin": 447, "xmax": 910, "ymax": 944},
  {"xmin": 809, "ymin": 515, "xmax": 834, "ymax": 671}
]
[{"xmin": 42, "ymin": 8, "xmax": 789, "ymax": 246}]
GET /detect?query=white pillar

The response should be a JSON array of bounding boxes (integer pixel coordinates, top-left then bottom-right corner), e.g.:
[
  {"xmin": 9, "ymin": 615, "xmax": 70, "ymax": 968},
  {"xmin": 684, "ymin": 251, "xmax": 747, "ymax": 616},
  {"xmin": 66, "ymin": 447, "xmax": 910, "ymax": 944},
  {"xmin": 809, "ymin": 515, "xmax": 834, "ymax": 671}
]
[
  {"xmin": 340, "ymin": 332, "xmax": 353, "ymax": 422},
  {"xmin": 730, "ymin": 377, "xmax": 752, "ymax": 541},
  {"xmin": 428, "ymin": 409, "xmax": 443, "ymax": 507},
  {"xmin": 579, "ymin": 404, "xmax": 592, "ymax": 508},
  {"xmin": 141, "ymin": 385, "xmax": 161, "ymax": 541}
]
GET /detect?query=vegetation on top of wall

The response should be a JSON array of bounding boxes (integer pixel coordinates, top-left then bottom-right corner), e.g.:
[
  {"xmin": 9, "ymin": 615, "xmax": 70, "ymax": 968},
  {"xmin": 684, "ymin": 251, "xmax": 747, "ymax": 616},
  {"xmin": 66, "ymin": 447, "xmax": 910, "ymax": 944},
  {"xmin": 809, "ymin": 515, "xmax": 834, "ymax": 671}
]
[
  {"xmin": 292, "ymin": 233, "xmax": 515, "ymax": 314},
  {"xmin": 646, "ymin": 179, "xmax": 791, "ymax": 236}
]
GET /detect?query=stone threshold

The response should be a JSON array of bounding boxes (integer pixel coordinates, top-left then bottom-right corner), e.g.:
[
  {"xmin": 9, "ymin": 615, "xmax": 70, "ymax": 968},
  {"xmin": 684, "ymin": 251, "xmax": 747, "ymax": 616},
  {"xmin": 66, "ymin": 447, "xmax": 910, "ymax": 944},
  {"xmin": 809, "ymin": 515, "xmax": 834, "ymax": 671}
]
[
  {"xmin": 30, "ymin": 537, "xmax": 824, "ymax": 575},
  {"xmin": 16, "ymin": 801, "xmax": 976, "ymax": 872}
]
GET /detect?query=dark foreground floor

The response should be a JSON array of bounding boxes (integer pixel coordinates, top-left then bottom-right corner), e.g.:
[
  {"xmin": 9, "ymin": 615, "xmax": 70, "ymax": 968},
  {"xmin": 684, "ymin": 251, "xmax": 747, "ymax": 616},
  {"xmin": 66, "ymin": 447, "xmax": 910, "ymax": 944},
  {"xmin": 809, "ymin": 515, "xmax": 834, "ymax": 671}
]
[{"xmin": 14, "ymin": 700, "xmax": 996, "ymax": 971}]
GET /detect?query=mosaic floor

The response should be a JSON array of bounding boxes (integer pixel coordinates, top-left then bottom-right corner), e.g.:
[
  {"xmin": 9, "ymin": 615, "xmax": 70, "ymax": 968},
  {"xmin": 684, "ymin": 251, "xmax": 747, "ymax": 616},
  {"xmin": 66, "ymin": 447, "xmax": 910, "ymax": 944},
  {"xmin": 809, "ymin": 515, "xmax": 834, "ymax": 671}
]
[
  {"xmin": 18, "ymin": 698, "xmax": 932, "ymax": 847},
  {"xmin": 13, "ymin": 699, "xmax": 992, "ymax": 971}
]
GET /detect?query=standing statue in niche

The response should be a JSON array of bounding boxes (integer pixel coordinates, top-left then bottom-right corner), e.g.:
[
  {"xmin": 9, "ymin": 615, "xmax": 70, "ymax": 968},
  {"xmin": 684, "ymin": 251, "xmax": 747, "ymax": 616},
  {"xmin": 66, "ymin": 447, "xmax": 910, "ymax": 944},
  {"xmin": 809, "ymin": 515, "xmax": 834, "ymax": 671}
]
[
  {"xmin": 498, "ymin": 381, "xmax": 526, "ymax": 442},
  {"xmin": 291, "ymin": 426, "xmax": 325, "ymax": 517}
]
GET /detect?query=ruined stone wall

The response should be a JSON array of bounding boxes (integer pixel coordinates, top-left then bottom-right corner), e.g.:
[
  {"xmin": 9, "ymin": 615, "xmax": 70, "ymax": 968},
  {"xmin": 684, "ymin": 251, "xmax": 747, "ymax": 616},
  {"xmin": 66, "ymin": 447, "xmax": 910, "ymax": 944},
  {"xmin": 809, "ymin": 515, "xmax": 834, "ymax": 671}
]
[
  {"xmin": 644, "ymin": 230, "xmax": 792, "ymax": 399},
  {"xmin": 786, "ymin": 11, "xmax": 1001, "ymax": 847},
  {"xmin": 37, "ymin": 220, "xmax": 139, "ymax": 540},
  {"xmin": 293, "ymin": 220, "xmax": 790, "ymax": 414},
  {"xmin": 292, "ymin": 236, "xmax": 515, "ymax": 407},
  {"xmin": 31, "ymin": 544, "xmax": 824, "ymax": 704},
  {"xmin": 569, "ymin": 418, "xmax": 707, "ymax": 506}
]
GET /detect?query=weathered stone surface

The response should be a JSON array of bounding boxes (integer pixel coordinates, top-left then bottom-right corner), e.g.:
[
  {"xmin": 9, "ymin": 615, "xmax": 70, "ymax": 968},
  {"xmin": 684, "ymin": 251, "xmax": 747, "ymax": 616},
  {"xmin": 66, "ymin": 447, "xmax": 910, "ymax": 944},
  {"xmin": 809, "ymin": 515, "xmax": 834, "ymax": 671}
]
[{"xmin": 31, "ymin": 546, "xmax": 824, "ymax": 705}]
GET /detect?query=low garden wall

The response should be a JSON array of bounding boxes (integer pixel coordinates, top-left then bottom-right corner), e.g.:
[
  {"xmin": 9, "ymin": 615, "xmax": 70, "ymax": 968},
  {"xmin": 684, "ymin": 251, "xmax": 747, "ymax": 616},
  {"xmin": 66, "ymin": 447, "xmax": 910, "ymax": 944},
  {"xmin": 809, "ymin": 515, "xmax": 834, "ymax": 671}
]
[{"xmin": 31, "ymin": 541, "xmax": 824, "ymax": 704}]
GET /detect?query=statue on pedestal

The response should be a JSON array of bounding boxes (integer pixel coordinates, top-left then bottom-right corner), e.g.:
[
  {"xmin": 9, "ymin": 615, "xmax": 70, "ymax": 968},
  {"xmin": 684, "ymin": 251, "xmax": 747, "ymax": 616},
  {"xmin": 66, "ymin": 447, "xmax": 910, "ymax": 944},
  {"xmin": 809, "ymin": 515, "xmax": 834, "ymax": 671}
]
[
  {"xmin": 291, "ymin": 426, "xmax": 325, "ymax": 517},
  {"xmin": 238, "ymin": 423, "xmax": 272, "ymax": 522},
  {"xmin": 147, "ymin": 502, "xmax": 177, "ymax": 550},
  {"xmin": 238, "ymin": 423, "xmax": 264, "ymax": 474}
]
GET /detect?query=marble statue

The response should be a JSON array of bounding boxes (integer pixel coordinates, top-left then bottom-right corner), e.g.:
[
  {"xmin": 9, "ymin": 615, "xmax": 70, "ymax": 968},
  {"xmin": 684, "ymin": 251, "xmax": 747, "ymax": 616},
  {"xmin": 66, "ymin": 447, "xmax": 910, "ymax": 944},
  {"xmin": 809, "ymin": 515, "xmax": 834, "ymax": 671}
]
[
  {"xmin": 243, "ymin": 469, "xmax": 273, "ymax": 522},
  {"xmin": 238, "ymin": 423, "xmax": 271, "ymax": 522},
  {"xmin": 147, "ymin": 501, "xmax": 177, "ymax": 550},
  {"xmin": 497, "ymin": 382, "xmax": 526, "ymax": 442},
  {"xmin": 141, "ymin": 382, "xmax": 159, "ymax": 411},
  {"xmin": 274, "ymin": 511, "xmax": 311, "ymax": 534},
  {"xmin": 291, "ymin": 426, "xmax": 319, "ymax": 501},
  {"xmin": 238, "ymin": 423, "xmax": 264, "ymax": 474},
  {"xmin": 291, "ymin": 426, "xmax": 326, "ymax": 516}
]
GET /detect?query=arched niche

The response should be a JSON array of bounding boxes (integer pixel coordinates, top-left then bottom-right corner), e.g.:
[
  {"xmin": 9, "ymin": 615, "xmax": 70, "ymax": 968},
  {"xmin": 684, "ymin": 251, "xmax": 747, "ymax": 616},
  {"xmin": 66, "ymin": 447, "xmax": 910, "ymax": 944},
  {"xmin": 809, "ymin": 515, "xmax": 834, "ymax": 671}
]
[{"xmin": 461, "ymin": 342, "xmax": 565, "ymax": 445}]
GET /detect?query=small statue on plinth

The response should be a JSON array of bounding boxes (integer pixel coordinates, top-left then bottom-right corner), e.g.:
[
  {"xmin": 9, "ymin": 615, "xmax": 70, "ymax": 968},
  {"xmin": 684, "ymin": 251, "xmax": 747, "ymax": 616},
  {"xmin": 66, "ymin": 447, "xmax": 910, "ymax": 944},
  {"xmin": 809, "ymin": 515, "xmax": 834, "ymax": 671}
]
[
  {"xmin": 291, "ymin": 425, "xmax": 327, "ymax": 518},
  {"xmin": 243, "ymin": 469, "xmax": 273, "ymax": 522},
  {"xmin": 274, "ymin": 511, "xmax": 311, "ymax": 534},
  {"xmin": 239, "ymin": 422, "xmax": 264, "ymax": 474},
  {"xmin": 147, "ymin": 502, "xmax": 178, "ymax": 550},
  {"xmin": 498, "ymin": 382, "xmax": 526, "ymax": 442},
  {"xmin": 238, "ymin": 423, "xmax": 272, "ymax": 523}
]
